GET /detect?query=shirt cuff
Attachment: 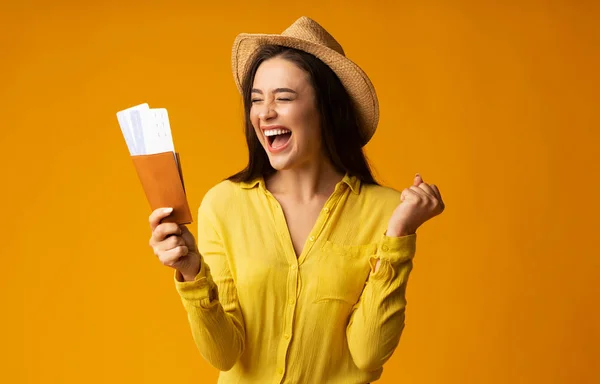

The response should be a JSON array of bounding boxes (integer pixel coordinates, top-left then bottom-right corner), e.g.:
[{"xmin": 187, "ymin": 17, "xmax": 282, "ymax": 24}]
[
  {"xmin": 173, "ymin": 259, "xmax": 212, "ymax": 302},
  {"xmin": 376, "ymin": 232, "xmax": 417, "ymax": 262},
  {"xmin": 368, "ymin": 233, "xmax": 416, "ymax": 276}
]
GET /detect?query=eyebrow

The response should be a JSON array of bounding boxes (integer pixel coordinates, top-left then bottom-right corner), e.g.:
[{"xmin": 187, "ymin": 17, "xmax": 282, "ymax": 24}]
[{"xmin": 251, "ymin": 88, "xmax": 298, "ymax": 94}]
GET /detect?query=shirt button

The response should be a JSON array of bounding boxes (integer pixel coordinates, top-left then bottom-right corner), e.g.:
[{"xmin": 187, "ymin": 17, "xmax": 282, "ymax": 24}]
[
  {"xmin": 323, "ymin": 207, "xmax": 330, "ymax": 213},
  {"xmin": 289, "ymin": 299, "xmax": 295, "ymax": 305},
  {"xmin": 278, "ymin": 367, "xmax": 284, "ymax": 374},
  {"xmin": 284, "ymin": 333, "xmax": 291, "ymax": 339},
  {"xmin": 309, "ymin": 236, "xmax": 315, "ymax": 242},
  {"xmin": 291, "ymin": 265, "xmax": 297, "ymax": 270},
  {"xmin": 382, "ymin": 244, "xmax": 389, "ymax": 252}
]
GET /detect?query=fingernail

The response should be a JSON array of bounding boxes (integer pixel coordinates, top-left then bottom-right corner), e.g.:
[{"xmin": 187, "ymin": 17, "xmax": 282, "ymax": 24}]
[
  {"xmin": 415, "ymin": 173, "xmax": 420, "ymax": 178},
  {"xmin": 163, "ymin": 208, "xmax": 173, "ymax": 214}
]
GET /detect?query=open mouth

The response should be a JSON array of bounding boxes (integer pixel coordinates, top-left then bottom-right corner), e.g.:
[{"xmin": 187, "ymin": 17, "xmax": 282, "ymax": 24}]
[{"xmin": 264, "ymin": 128, "xmax": 292, "ymax": 150}]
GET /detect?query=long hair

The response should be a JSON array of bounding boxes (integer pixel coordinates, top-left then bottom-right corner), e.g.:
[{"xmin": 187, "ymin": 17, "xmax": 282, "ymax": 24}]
[{"xmin": 227, "ymin": 45, "xmax": 378, "ymax": 185}]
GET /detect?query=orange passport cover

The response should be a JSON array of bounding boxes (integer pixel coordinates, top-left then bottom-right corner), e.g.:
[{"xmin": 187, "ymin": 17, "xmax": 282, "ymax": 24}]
[{"xmin": 131, "ymin": 151, "xmax": 192, "ymax": 224}]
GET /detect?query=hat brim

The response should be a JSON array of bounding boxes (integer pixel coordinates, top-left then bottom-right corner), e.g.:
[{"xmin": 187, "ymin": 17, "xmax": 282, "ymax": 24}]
[{"xmin": 232, "ymin": 33, "xmax": 379, "ymax": 145}]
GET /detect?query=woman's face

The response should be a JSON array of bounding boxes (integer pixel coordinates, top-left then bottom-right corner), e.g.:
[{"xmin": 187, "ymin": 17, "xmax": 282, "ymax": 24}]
[{"xmin": 250, "ymin": 56, "xmax": 322, "ymax": 171}]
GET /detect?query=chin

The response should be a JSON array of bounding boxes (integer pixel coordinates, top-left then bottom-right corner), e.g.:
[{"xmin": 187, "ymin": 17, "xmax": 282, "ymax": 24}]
[{"xmin": 268, "ymin": 155, "xmax": 294, "ymax": 171}]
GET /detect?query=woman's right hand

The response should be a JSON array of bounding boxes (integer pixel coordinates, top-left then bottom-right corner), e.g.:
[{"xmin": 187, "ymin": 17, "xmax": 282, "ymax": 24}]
[{"xmin": 149, "ymin": 207, "xmax": 201, "ymax": 282}]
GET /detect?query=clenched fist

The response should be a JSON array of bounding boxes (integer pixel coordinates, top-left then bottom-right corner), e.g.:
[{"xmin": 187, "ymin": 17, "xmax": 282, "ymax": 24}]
[
  {"xmin": 387, "ymin": 174, "xmax": 445, "ymax": 237},
  {"xmin": 148, "ymin": 207, "xmax": 201, "ymax": 281}
]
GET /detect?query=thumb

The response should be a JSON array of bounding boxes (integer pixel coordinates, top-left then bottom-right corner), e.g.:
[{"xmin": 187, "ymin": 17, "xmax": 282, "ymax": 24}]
[
  {"xmin": 179, "ymin": 225, "xmax": 198, "ymax": 250},
  {"xmin": 179, "ymin": 224, "xmax": 191, "ymax": 235},
  {"xmin": 414, "ymin": 173, "xmax": 423, "ymax": 186}
]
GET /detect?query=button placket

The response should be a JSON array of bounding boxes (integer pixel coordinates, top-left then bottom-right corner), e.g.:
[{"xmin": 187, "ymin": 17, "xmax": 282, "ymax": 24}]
[
  {"xmin": 308, "ymin": 191, "xmax": 344, "ymax": 252},
  {"xmin": 276, "ymin": 259, "xmax": 298, "ymax": 380}
]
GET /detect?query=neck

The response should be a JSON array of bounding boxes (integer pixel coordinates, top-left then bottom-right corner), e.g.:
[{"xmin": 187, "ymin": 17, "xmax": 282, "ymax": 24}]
[{"xmin": 266, "ymin": 158, "xmax": 344, "ymax": 202}]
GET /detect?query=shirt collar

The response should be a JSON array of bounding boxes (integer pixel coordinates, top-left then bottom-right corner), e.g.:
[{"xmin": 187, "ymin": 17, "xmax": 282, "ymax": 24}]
[
  {"xmin": 239, "ymin": 178, "xmax": 263, "ymax": 189},
  {"xmin": 340, "ymin": 173, "xmax": 361, "ymax": 194},
  {"xmin": 239, "ymin": 173, "xmax": 361, "ymax": 194}
]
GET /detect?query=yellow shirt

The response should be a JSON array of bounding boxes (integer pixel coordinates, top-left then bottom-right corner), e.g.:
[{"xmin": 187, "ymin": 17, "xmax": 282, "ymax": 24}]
[{"xmin": 174, "ymin": 174, "xmax": 417, "ymax": 384}]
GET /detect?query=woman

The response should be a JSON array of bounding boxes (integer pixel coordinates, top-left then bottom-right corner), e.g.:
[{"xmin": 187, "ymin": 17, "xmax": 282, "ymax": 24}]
[{"xmin": 149, "ymin": 16, "xmax": 444, "ymax": 383}]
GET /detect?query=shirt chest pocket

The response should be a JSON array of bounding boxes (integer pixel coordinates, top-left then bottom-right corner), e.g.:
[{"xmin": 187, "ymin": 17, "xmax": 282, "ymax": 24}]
[{"xmin": 313, "ymin": 241, "xmax": 377, "ymax": 306}]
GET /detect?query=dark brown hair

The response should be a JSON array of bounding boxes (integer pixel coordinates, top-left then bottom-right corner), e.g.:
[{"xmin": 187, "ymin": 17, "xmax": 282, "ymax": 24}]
[{"xmin": 227, "ymin": 45, "xmax": 377, "ymax": 185}]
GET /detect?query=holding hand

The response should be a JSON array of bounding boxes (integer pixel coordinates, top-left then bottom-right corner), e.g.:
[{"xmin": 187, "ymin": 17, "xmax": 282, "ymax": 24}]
[
  {"xmin": 148, "ymin": 207, "xmax": 201, "ymax": 281},
  {"xmin": 387, "ymin": 174, "xmax": 445, "ymax": 237}
]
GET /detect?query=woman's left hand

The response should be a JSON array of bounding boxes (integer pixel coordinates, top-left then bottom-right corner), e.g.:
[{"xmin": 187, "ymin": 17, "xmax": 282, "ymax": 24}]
[{"xmin": 386, "ymin": 173, "xmax": 445, "ymax": 237}]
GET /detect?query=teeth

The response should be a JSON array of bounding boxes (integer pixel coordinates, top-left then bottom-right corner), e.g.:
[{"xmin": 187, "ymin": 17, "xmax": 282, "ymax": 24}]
[{"xmin": 264, "ymin": 128, "xmax": 291, "ymax": 137}]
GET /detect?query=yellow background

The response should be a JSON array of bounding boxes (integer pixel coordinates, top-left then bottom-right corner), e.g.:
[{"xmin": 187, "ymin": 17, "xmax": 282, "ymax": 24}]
[{"xmin": 1, "ymin": 1, "xmax": 598, "ymax": 383}]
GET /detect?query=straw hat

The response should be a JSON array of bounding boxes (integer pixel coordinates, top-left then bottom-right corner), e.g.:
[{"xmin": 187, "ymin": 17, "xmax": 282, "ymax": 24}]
[{"xmin": 231, "ymin": 16, "xmax": 379, "ymax": 145}]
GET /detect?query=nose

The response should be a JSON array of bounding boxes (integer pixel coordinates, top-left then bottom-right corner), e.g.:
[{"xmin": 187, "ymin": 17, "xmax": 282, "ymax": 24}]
[{"xmin": 258, "ymin": 103, "xmax": 277, "ymax": 121}]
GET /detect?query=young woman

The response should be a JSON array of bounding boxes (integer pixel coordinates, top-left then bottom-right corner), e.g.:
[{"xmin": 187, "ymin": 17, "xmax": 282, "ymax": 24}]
[{"xmin": 148, "ymin": 16, "xmax": 444, "ymax": 384}]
